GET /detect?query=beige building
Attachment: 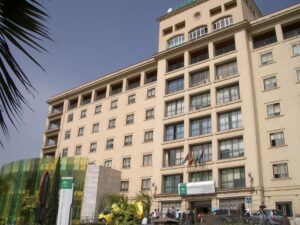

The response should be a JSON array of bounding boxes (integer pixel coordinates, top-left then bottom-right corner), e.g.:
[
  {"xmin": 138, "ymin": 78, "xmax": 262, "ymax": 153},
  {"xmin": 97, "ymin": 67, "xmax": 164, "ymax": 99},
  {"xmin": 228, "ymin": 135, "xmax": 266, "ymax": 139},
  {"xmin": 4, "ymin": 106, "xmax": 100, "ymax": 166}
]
[{"xmin": 41, "ymin": 0, "xmax": 300, "ymax": 220}]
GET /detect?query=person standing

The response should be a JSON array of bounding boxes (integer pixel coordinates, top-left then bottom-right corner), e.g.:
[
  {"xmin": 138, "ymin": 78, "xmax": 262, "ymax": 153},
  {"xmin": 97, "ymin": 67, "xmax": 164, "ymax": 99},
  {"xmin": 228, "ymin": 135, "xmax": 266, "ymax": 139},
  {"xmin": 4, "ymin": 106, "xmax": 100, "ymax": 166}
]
[{"xmin": 186, "ymin": 208, "xmax": 191, "ymax": 225}]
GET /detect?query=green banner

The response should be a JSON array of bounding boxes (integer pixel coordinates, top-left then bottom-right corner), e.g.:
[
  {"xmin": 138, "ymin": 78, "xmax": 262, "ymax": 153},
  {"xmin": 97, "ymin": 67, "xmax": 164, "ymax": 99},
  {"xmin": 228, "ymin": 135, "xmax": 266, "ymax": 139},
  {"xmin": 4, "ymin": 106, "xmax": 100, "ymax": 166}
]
[
  {"xmin": 179, "ymin": 183, "xmax": 187, "ymax": 195},
  {"xmin": 60, "ymin": 178, "xmax": 73, "ymax": 189}
]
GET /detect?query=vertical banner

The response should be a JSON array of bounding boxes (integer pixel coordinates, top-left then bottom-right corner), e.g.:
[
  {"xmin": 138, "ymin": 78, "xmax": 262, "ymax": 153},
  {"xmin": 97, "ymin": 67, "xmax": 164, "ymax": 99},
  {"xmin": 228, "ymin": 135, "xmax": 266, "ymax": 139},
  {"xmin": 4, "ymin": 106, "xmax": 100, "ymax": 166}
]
[{"xmin": 57, "ymin": 177, "xmax": 74, "ymax": 225}]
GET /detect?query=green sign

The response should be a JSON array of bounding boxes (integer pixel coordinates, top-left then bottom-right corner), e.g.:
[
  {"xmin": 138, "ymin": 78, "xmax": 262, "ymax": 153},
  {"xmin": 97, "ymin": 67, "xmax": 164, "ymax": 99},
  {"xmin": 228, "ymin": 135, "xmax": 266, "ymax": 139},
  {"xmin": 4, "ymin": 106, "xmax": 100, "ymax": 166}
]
[
  {"xmin": 60, "ymin": 178, "xmax": 73, "ymax": 189},
  {"xmin": 179, "ymin": 183, "xmax": 187, "ymax": 195}
]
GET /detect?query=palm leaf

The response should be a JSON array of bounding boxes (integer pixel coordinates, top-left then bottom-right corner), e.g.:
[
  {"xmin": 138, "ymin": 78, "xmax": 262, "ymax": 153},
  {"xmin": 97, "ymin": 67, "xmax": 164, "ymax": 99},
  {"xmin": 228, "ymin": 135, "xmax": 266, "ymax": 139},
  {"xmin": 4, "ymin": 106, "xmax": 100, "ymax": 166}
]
[{"xmin": 0, "ymin": 0, "xmax": 51, "ymax": 147}]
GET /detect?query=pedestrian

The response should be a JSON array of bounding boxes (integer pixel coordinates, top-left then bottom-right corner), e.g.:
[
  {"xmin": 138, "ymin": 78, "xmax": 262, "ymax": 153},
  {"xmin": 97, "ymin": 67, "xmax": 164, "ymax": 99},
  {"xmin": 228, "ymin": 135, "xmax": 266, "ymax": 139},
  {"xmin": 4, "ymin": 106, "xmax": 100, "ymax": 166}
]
[
  {"xmin": 150, "ymin": 209, "xmax": 157, "ymax": 220},
  {"xmin": 280, "ymin": 214, "xmax": 291, "ymax": 225},
  {"xmin": 176, "ymin": 209, "xmax": 182, "ymax": 220},
  {"xmin": 197, "ymin": 211, "xmax": 204, "ymax": 224},
  {"xmin": 141, "ymin": 216, "xmax": 148, "ymax": 225},
  {"xmin": 170, "ymin": 207, "xmax": 176, "ymax": 219},
  {"xmin": 156, "ymin": 209, "xmax": 161, "ymax": 219},
  {"xmin": 186, "ymin": 208, "xmax": 191, "ymax": 225}
]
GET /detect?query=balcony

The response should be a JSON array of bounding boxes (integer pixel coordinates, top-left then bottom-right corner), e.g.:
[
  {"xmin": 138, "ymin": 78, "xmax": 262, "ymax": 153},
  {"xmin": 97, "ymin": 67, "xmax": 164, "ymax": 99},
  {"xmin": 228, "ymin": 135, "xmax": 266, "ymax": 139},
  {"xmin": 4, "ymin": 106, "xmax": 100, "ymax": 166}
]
[
  {"xmin": 167, "ymin": 55, "xmax": 184, "ymax": 72},
  {"xmin": 214, "ymin": 38, "xmax": 235, "ymax": 56},
  {"xmin": 49, "ymin": 103, "xmax": 63, "ymax": 116},
  {"xmin": 190, "ymin": 47, "xmax": 209, "ymax": 65},
  {"xmin": 127, "ymin": 76, "xmax": 141, "ymax": 90},
  {"xmin": 95, "ymin": 88, "xmax": 106, "ymax": 101},
  {"xmin": 253, "ymin": 30, "xmax": 277, "ymax": 49},
  {"xmin": 282, "ymin": 21, "xmax": 300, "ymax": 39},
  {"xmin": 110, "ymin": 82, "xmax": 123, "ymax": 96}
]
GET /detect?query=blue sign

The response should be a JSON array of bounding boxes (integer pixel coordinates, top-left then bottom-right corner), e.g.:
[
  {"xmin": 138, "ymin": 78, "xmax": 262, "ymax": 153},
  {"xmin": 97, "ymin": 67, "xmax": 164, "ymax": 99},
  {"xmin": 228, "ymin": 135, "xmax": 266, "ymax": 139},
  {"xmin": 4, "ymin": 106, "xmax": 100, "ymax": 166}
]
[{"xmin": 245, "ymin": 196, "xmax": 252, "ymax": 204}]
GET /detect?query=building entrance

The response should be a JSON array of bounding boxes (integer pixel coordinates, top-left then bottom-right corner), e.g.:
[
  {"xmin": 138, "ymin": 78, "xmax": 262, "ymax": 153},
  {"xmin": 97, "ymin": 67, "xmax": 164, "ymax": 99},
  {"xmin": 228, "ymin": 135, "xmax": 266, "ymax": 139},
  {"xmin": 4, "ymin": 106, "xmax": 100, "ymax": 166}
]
[{"xmin": 191, "ymin": 200, "xmax": 211, "ymax": 215}]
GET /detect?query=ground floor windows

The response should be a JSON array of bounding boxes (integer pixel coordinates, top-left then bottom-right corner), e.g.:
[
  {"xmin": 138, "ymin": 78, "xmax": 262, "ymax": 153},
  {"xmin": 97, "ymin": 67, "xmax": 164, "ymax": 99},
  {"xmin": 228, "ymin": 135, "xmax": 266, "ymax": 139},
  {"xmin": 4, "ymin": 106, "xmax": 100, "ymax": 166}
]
[
  {"xmin": 161, "ymin": 202, "xmax": 182, "ymax": 216},
  {"xmin": 219, "ymin": 198, "xmax": 244, "ymax": 210},
  {"xmin": 276, "ymin": 202, "xmax": 293, "ymax": 217}
]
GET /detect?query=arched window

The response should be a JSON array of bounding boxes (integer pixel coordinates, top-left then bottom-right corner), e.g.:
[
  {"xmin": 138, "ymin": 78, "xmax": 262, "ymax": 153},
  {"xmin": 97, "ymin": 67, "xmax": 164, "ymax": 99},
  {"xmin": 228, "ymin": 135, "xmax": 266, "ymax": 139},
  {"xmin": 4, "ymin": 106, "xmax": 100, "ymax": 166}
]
[
  {"xmin": 213, "ymin": 16, "xmax": 233, "ymax": 31},
  {"xmin": 167, "ymin": 34, "xmax": 184, "ymax": 49},
  {"xmin": 189, "ymin": 26, "xmax": 208, "ymax": 40}
]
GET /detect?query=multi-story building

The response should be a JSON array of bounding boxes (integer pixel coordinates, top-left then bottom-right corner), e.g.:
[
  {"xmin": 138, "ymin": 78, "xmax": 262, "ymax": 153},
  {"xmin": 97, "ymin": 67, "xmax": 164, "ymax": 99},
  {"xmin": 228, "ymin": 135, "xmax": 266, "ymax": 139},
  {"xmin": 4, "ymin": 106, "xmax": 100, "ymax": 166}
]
[{"xmin": 41, "ymin": 0, "xmax": 300, "ymax": 219}]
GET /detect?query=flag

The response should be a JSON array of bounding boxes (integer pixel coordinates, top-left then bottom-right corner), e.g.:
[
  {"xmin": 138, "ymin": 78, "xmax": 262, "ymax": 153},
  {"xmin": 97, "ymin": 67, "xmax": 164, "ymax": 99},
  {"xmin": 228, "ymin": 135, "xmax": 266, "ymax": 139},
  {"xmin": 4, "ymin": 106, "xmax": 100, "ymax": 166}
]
[
  {"xmin": 182, "ymin": 152, "xmax": 190, "ymax": 165},
  {"xmin": 188, "ymin": 153, "xmax": 195, "ymax": 166},
  {"xmin": 199, "ymin": 150, "xmax": 204, "ymax": 163}
]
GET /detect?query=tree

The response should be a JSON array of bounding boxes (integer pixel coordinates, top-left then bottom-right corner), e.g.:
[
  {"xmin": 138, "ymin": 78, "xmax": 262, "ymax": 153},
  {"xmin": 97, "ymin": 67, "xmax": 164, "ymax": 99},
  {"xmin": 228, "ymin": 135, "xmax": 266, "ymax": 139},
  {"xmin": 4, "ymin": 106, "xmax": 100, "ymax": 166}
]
[
  {"xmin": 43, "ymin": 157, "xmax": 60, "ymax": 225},
  {"xmin": 0, "ymin": 175, "xmax": 10, "ymax": 196},
  {"xmin": 0, "ymin": 0, "xmax": 51, "ymax": 146}
]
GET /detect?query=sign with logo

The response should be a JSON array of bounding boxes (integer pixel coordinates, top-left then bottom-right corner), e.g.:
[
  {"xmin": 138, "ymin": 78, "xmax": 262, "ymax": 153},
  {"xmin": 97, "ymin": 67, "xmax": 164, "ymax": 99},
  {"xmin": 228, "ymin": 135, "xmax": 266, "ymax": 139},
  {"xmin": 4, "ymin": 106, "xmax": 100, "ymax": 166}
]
[
  {"xmin": 178, "ymin": 181, "xmax": 215, "ymax": 196},
  {"xmin": 245, "ymin": 196, "xmax": 252, "ymax": 204},
  {"xmin": 57, "ymin": 177, "xmax": 74, "ymax": 225}
]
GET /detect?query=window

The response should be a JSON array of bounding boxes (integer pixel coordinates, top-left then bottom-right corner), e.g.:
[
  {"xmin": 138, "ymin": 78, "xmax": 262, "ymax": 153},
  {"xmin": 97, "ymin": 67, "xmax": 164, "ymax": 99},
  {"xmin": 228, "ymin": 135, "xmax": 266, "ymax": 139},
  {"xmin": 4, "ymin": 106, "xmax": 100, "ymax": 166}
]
[
  {"xmin": 147, "ymin": 88, "xmax": 155, "ymax": 98},
  {"xmin": 267, "ymin": 103, "xmax": 281, "ymax": 117},
  {"xmin": 210, "ymin": 6, "xmax": 222, "ymax": 17},
  {"xmin": 163, "ymin": 26, "xmax": 173, "ymax": 36},
  {"xmin": 62, "ymin": 148, "xmax": 68, "ymax": 157},
  {"xmin": 68, "ymin": 98, "xmax": 78, "ymax": 110},
  {"xmin": 108, "ymin": 118, "xmax": 116, "ymax": 129},
  {"xmin": 218, "ymin": 109, "xmax": 242, "ymax": 131},
  {"xmin": 126, "ymin": 114, "xmax": 134, "ymax": 125},
  {"xmin": 217, "ymin": 84, "xmax": 240, "ymax": 104},
  {"xmin": 163, "ymin": 147, "xmax": 183, "ymax": 167},
  {"xmin": 273, "ymin": 163, "xmax": 289, "ymax": 178},
  {"xmin": 282, "ymin": 21, "xmax": 300, "ymax": 39},
  {"xmin": 67, "ymin": 114, "xmax": 73, "ymax": 123},
  {"xmin": 190, "ymin": 142, "xmax": 212, "ymax": 163},
  {"xmin": 165, "ymin": 98, "xmax": 184, "ymax": 117},
  {"xmin": 190, "ymin": 47, "xmax": 209, "ymax": 65},
  {"xmin": 127, "ymin": 76, "xmax": 141, "ymax": 90},
  {"xmin": 163, "ymin": 174, "xmax": 183, "ymax": 193},
  {"xmin": 270, "ymin": 131, "xmax": 285, "ymax": 147},
  {"xmin": 64, "ymin": 130, "xmax": 71, "ymax": 140},
  {"xmin": 165, "ymin": 122, "xmax": 184, "ymax": 141},
  {"xmin": 190, "ymin": 171, "xmax": 212, "ymax": 182},
  {"xmin": 261, "ymin": 52, "xmax": 273, "ymax": 65},
  {"xmin": 141, "ymin": 178, "xmax": 151, "ymax": 190},
  {"xmin": 145, "ymin": 108, "xmax": 154, "ymax": 120},
  {"xmin": 189, "ymin": 26, "xmax": 208, "ymax": 40},
  {"xmin": 292, "ymin": 43, "xmax": 300, "ymax": 56},
  {"xmin": 92, "ymin": 123, "xmax": 99, "ymax": 133},
  {"xmin": 120, "ymin": 181, "xmax": 129, "ymax": 192},
  {"xmin": 48, "ymin": 119, "xmax": 60, "ymax": 130},
  {"xmin": 104, "ymin": 160, "xmax": 112, "ymax": 168},
  {"xmin": 122, "ymin": 157, "xmax": 131, "ymax": 169},
  {"xmin": 220, "ymin": 167, "xmax": 245, "ymax": 189},
  {"xmin": 110, "ymin": 82, "xmax": 123, "ymax": 96},
  {"xmin": 263, "ymin": 76, "xmax": 277, "ymax": 90},
  {"xmin": 167, "ymin": 35, "xmax": 184, "ymax": 49},
  {"xmin": 144, "ymin": 130, "xmax": 153, "ymax": 142},
  {"xmin": 214, "ymin": 38, "xmax": 235, "ymax": 56},
  {"xmin": 167, "ymin": 55, "xmax": 184, "ymax": 72},
  {"xmin": 190, "ymin": 116, "xmax": 212, "ymax": 136},
  {"xmin": 276, "ymin": 202, "xmax": 293, "ymax": 217},
  {"xmin": 190, "ymin": 92, "xmax": 211, "ymax": 111},
  {"xmin": 166, "ymin": 76, "xmax": 184, "ymax": 94},
  {"xmin": 225, "ymin": 0, "xmax": 237, "ymax": 10},
  {"xmin": 95, "ymin": 105, "xmax": 101, "ymax": 114},
  {"xmin": 145, "ymin": 70, "xmax": 157, "ymax": 84},
  {"xmin": 111, "ymin": 100, "xmax": 118, "ymax": 109},
  {"xmin": 297, "ymin": 69, "xmax": 300, "ymax": 81},
  {"xmin": 75, "ymin": 145, "xmax": 82, "ymax": 155},
  {"xmin": 81, "ymin": 93, "xmax": 92, "ymax": 106},
  {"xmin": 78, "ymin": 127, "xmax": 84, "ymax": 136},
  {"xmin": 94, "ymin": 88, "xmax": 106, "ymax": 101},
  {"xmin": 124, "ymin": 135, "xmax": 133, "ymax": 146},
  {"xmin": 190, "ymin": 69, "xmax": 210, "ymax": 86},
  {"xmin": 106, "ymin": 139, "xmax": 114, "ymax": 149},
  {"xmin": 219, "ymin": 137, "xmax": 244, "ymax": 159},
  {"xmin": 175, "ymin": 21, "xmax": 185, "ymax": 31},
  {"xmin": 253, "ymin": 30, "xmax": 277, "ymax": 49},
  {"xmin": 128, "ymin": 94, "xmax": 136, "ymax": 105},
  {"xmin": 90, "ymin": 142, "xmax": 97, "ymax": 153},
  {"xmin": 80, "ymin": 109, "xmax": 87, "ymax": 118},
  {"xmin": 143, "ymin": 154, "xmax": 152, "ymax": 166},
  {"xmin": 216, "ymin": 60, "xmax": 238, "ymax": 80},
  {"xmin": 213, "ymin": 16, "xmax": 233, "ymax": 31}
]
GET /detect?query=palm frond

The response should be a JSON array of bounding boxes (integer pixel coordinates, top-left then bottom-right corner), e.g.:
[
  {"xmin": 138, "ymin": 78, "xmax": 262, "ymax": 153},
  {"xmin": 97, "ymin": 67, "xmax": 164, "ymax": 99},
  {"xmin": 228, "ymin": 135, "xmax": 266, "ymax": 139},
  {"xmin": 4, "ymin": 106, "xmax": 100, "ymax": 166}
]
[{"xmin": 0, "ymin": 0, "xmax": 51, "ymax": 147}]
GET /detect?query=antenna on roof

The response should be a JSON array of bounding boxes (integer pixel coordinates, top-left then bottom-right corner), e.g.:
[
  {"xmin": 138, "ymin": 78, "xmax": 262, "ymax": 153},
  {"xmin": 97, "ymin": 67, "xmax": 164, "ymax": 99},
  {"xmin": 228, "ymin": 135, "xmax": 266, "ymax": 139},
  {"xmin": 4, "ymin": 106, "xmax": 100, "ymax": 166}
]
[{"xmin": 167, "ymin": 8, "xmax": 173, "ymax": 13}]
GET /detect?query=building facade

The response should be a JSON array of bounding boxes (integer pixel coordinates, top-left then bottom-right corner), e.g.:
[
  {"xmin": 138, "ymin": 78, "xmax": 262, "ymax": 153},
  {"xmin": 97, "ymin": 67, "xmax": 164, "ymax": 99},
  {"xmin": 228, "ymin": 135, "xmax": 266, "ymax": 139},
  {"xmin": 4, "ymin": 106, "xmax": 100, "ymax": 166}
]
[{"xmin": 41, "ymin": 0, "xmax": 300, "ymax": 220}]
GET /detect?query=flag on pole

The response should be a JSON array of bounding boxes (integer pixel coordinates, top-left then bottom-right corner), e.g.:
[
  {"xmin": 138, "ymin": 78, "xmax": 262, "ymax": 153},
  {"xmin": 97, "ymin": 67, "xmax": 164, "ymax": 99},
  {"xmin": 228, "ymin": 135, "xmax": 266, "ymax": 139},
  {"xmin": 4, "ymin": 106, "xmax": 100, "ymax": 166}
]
[
  {"xmin": 188, "ymin": 153, "xmax": 195, "ymax": 166},
  {"xmin": 182, "ymin": 152, "xmax": 190, "ymax": 165}
]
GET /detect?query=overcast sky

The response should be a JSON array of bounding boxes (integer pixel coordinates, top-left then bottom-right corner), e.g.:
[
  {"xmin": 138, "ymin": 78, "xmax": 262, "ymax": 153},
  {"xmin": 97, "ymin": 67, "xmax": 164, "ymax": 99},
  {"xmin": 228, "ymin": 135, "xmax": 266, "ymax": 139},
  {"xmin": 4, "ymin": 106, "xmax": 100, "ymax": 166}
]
[{"xmin": 0, "ymin": 0, "xmax": 299, "ymax": 167}]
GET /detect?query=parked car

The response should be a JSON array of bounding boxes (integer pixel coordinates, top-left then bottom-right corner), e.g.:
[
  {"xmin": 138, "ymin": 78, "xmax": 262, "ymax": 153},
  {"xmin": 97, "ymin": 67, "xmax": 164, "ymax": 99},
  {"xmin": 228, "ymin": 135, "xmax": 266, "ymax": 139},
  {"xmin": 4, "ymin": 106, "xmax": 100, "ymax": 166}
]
[
  {"xmin": 248, "ymin": 209, "xmax": 283, "ymax": 225},
  {"xmin": 212, "ymin": 209, "xmax": 240, "ymax": 224}
]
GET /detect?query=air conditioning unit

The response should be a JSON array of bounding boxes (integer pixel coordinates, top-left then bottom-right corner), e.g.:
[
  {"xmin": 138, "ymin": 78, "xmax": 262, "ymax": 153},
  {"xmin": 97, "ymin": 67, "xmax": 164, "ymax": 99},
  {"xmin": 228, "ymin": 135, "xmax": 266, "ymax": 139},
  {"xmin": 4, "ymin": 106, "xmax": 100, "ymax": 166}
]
[{"xmin": 201, "ymin": 79, "xmax": 209, "ymax": 85}]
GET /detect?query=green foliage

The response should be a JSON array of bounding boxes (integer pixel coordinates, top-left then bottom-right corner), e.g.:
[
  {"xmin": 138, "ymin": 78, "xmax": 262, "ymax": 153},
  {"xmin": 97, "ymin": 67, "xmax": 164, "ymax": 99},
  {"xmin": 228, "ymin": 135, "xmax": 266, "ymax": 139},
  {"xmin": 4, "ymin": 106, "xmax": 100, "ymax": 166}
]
[
  {"xmin": 0, "ymin": 0, "xmax": 51, "ymax": 146},
  {"xmin": 21, "ymin": 193, "xmax": 39, "ymax": 213},
  {"xmin": 109, "ymin": 199, "xmax": 139, "ymax": 225},
  {"xmin": 99, "ymin": 193, "xmax": 127, "ymax": 211},
  {"xmin": 135, "ymin": 192, "xmax": 151, "ymax": 217},
  {"xmin": 44, "ymin": 157, "xmax": 60, "ymax": 225}
]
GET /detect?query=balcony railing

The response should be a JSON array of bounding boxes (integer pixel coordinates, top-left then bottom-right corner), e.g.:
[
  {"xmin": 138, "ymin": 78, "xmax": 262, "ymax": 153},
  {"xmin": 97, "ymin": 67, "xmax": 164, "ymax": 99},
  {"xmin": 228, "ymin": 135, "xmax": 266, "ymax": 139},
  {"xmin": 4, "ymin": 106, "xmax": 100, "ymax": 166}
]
[
  {"xmin": 283, "ymin": 27, "xmax": 300, "ymax": 39},
  {"xmin": 215, "ymin": 44, "xmax": 235, "ymax": 56},
  {"xmin": 253, "ymin": 35, "xmax": 277, "ymax": 49}
]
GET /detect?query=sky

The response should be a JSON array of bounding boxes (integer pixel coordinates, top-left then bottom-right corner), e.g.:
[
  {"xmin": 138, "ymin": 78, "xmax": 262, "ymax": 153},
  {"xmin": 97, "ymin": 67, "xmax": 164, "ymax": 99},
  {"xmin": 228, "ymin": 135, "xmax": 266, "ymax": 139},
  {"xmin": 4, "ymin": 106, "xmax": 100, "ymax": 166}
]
[{"xmin": 0, "ymin": 0, "xmax": 299, "ymax": 167}]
